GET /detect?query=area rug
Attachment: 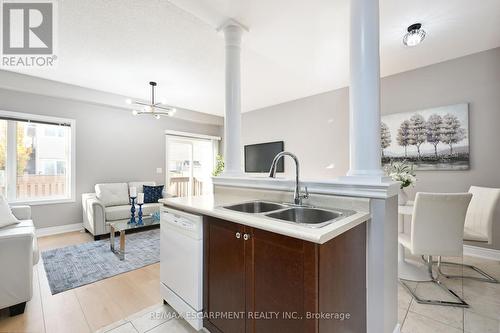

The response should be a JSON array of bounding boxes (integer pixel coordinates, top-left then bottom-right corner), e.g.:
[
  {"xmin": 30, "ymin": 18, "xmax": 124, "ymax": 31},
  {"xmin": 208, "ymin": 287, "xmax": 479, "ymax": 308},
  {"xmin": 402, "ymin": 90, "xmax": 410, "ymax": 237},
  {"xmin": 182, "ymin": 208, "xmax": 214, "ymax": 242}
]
[{"xmin": 41, "ymin": 228, "xmax": 159, "ymax": 295}]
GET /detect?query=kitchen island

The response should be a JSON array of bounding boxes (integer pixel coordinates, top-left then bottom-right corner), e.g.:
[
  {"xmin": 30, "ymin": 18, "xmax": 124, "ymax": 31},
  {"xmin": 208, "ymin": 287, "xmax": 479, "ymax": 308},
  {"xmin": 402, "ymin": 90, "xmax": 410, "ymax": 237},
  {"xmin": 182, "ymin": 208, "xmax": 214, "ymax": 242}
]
[{"xmin": 159, "ymin": 187, "xmax": 372, "ymax": 333}]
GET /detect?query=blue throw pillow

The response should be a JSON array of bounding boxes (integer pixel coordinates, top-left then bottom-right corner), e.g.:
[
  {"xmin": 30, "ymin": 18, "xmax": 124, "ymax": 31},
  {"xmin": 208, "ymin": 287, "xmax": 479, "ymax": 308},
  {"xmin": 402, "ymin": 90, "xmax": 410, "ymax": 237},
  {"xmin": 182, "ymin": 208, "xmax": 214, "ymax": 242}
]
[{"xmin": 143, "ymin": 185, "xmax": 164, "ymax": 203}]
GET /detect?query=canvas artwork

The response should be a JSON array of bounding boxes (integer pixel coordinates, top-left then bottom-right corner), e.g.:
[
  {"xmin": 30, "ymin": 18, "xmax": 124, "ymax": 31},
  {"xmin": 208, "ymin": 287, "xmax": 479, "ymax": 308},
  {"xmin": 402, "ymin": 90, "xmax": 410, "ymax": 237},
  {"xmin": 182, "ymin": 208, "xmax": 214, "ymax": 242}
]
[{"xmin": 381, "ymin": 103, "xmax": 469, "ymax": 171}]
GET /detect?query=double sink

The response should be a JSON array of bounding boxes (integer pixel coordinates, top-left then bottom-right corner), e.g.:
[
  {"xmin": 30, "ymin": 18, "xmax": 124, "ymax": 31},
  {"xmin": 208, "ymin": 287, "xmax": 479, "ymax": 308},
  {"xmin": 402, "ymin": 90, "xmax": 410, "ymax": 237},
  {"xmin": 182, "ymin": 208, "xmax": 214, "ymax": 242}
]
[{"xmin": 221, "ymin": 201, "xmax": 354, "ymax": 228}]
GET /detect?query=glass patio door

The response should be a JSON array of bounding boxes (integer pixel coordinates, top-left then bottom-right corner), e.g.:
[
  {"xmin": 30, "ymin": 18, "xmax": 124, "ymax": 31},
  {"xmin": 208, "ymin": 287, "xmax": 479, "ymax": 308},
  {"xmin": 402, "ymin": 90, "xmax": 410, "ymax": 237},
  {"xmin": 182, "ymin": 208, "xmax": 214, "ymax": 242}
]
[{"xmin": 166, "ymin": 134, "xmax": 218, "ymax": 198}]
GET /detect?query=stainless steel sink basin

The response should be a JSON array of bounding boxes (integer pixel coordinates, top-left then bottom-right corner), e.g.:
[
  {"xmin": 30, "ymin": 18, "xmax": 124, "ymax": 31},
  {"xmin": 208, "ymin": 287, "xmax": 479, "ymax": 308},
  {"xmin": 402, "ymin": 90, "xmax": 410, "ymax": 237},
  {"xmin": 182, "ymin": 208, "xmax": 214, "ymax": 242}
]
[
  {"xmin": 265, "ymin": 207, "xmax": 345, "ymax": 228},
  {"xmin": 223, "ymin": 201, "xmax": 287, "ymax": 213},
  {"xmin": 221, "ymin": 200, "xmax": 355, "ymax": 228}
]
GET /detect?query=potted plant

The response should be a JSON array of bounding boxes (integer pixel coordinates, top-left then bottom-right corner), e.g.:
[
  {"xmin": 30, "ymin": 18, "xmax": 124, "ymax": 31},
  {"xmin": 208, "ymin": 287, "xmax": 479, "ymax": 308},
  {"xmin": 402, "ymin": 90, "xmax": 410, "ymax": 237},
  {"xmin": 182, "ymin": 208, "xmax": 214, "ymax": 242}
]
[
  {"xmin": 385, "ymin": 160, "xmax": 416, "ymax": 205},
  {"xmin": 212, "ymin": 154, "xmax": 225, "ymax": 176}
]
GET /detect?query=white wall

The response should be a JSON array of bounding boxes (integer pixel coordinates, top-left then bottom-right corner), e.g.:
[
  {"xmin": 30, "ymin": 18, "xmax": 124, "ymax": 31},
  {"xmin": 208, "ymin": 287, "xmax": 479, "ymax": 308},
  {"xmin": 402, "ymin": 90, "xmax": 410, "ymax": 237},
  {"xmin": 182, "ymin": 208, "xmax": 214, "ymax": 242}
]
[
  {"xmin": 0, "ymin": 75, "xmax": 223, "ymax": 229},
  {"xmin": 242, "ymin": 47, "xmax": 500, "ymax": 250}
]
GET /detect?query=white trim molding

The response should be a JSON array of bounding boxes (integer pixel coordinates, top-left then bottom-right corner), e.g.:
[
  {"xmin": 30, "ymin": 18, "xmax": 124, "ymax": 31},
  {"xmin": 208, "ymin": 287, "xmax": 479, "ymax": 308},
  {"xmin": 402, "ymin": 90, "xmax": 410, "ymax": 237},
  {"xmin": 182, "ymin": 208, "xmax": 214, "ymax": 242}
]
[
  {"xmin": 164, "ymin": 130, "xmax": 221, "ymax": 141},
  {"xmin": 36, "ymin": 223, "xmax": 83, "ymax": 237},
  {"xmin": 464, "ymin": 244, "xmax": 500, "ymax": 261},
  {"xmin": 11, "ymin": 198, "xmax": 76, "ymax": 206}
]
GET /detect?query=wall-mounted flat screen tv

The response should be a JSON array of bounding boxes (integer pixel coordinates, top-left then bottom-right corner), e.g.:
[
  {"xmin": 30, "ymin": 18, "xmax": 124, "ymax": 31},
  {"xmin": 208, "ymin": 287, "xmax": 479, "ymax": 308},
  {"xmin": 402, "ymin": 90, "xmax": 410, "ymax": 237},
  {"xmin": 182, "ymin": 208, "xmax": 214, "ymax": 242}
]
[{"xmin": 244, "ymin": 141, "xmax": 284, "ymax": 173}]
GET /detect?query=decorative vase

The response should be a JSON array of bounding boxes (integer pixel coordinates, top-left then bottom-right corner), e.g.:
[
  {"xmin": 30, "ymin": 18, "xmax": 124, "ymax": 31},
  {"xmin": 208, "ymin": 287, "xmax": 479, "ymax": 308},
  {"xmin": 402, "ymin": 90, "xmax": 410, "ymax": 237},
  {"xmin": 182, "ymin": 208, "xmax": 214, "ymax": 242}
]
[
  {"xmin": 137, "ymin": 203, "xmax": 143, "ymax": 225},
  {"xmin": 398, "ymin": 188, "xmax": 408, "ymax": 206}
]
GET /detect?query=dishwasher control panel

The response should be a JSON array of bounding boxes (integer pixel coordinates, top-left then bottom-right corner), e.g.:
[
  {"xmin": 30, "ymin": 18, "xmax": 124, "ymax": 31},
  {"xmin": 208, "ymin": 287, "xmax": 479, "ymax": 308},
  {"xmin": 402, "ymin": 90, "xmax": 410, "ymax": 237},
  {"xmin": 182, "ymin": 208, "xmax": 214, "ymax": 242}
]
[{"xmin": 161, "ymin": 207, "xmax": 203, "ymax": 236}]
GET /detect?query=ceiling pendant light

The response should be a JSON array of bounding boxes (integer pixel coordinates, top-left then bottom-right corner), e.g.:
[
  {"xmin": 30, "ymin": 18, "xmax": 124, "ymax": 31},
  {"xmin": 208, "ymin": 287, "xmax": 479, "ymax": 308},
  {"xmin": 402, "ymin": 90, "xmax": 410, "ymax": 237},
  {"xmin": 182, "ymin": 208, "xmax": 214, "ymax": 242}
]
[
  {"xmin": 126, "ymin": 82, "xmax": 176, "ymax": 119},
  {"xmin": 403, "ymin": 23, "xmax": 426, "ymax": 47}
]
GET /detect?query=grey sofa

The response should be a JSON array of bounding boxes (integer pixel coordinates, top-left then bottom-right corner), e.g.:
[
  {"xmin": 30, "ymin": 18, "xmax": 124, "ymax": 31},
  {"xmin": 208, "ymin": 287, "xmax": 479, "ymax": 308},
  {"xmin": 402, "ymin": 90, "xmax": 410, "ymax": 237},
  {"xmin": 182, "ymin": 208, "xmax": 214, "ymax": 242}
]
[{"xmin": 82, "ymin": 181, "xmax": 162, "ymax": 239}]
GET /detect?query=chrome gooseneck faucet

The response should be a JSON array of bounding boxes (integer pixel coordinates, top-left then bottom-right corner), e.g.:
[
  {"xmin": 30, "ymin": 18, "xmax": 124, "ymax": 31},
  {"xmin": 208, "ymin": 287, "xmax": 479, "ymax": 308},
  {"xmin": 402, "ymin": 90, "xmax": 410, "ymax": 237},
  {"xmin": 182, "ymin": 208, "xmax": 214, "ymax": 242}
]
[{"xmin": 268, "ymin": 151, "xmax": 309, "ymax": 206}]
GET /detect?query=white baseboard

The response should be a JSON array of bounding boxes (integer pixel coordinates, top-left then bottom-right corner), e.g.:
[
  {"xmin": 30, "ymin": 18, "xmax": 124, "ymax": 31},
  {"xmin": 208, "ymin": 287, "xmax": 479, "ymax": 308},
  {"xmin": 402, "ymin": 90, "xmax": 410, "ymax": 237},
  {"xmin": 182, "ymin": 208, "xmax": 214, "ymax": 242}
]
[
  {"xmin": 464, "ymin": 244, "xmax": 500, "ymax": 261},
  {"xmin": 36, "ymin": 223, "xmax": 84, "ymax": 237},
  {"xmin": 393, "ymin": 323, "xmax": 401, "ymax": 333}
]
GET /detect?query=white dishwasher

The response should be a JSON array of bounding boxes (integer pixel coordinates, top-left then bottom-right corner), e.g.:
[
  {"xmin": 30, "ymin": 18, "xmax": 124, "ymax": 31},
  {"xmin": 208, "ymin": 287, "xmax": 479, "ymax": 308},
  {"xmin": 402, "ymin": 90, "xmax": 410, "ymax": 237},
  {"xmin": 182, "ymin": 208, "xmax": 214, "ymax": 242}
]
[{"xmin": 160, "ymin": 206, "xmax": 203, "ymax": 331}]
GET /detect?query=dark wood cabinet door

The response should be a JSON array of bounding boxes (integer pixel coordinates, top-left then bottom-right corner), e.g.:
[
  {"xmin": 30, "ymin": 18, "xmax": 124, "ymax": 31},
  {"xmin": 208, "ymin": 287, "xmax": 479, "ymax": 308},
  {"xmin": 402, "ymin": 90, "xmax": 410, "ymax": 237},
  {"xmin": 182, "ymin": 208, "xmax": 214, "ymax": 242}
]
[
  {"xmin": 245, "ymin": 227, "xmax": 318, "ymax": 333},
  {"xmin": 204, "ymin": 217, "xmax": 246, "ymax": 333}
]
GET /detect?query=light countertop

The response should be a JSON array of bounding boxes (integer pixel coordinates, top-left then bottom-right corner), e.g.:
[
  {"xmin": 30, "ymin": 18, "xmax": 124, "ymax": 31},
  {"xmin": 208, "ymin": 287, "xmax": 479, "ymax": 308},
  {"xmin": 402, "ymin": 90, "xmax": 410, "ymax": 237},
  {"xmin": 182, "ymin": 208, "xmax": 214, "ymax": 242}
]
[{"xmin": 159, "ymin": 195, "xmax": 370, "ymax": 244}]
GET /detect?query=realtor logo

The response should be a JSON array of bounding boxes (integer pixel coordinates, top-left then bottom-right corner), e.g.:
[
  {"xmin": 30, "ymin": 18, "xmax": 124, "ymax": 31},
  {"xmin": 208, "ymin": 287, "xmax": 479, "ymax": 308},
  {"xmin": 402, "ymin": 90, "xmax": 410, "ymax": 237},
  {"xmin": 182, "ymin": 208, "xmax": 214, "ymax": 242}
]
[
  {"xmin": 3, "ymin": 2, "xmax": 53, "ymax": 54},
  {"xmin": 1, "ymin": 0, "xmax": 57, "ymax": 67}
]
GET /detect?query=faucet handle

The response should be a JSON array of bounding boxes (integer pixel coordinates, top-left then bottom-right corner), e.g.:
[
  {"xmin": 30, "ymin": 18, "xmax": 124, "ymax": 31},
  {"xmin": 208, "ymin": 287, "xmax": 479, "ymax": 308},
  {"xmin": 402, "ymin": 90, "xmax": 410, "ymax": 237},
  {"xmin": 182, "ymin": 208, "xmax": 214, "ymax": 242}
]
[{"xmin": 301, "ymin": 186, "xmax": 309, "ymax": 199}]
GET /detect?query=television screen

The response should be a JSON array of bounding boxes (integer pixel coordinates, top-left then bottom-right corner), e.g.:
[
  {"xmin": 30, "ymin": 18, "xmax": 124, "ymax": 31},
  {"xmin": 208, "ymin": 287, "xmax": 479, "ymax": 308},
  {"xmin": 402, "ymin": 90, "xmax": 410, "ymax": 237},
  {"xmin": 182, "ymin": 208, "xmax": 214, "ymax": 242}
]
[{"xmin": 244, "ymin": 141, "xmax": 284, "ymax": 173}]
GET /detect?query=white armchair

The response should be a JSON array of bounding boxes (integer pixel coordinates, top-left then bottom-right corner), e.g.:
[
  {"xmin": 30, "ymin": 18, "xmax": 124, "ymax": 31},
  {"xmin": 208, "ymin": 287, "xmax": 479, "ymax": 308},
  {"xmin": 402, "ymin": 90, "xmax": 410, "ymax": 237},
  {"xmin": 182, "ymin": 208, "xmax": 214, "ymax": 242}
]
[{"xmin": 0, "ymin": 205, "xmax": 39, "ymax": 316}]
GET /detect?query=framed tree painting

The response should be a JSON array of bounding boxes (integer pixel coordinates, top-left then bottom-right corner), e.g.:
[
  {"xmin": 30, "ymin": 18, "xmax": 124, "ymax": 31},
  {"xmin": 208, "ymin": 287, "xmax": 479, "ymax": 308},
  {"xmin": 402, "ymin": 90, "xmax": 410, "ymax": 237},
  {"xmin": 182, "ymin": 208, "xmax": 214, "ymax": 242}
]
[{"xmin": 381, "ymin": 103, "xmax": 469, "ymax": 171}]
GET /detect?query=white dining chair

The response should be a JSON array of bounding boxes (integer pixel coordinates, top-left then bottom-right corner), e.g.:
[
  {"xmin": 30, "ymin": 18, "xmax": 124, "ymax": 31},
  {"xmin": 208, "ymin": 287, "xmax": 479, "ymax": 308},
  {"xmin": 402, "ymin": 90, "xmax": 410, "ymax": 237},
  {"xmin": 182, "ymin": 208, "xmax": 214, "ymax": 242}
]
[
  {"xmin": 436, "ymin": 186, "xmax": 500, "ymax": 283},
  {"xmin": 399, "ymin": 192, "xmax": 472, "ymax": 307}
]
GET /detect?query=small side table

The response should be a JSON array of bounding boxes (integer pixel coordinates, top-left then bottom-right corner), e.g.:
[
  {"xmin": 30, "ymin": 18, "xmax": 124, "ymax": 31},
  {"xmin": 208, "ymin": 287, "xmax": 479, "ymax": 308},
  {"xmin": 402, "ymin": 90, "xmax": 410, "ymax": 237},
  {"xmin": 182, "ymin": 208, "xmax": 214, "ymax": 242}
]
[
  {"xmin": 109, "ymin": 224, "xmax": 126, "ymax": 260},
  {"xmin": 109, "ymin": 216, "xmax": 159, "ymax": 260}
]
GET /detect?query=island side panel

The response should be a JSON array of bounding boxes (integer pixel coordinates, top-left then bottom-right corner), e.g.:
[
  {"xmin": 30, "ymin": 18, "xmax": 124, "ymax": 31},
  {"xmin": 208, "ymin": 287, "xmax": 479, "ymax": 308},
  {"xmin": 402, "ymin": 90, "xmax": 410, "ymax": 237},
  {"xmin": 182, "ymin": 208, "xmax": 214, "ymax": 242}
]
[
  {"xmin": 367, "ymin": 197, "xmax": 398, "ymax": 333},
  {"xmin": 318, "ymin": 222, "xmax": 367, "ymax": 333}
]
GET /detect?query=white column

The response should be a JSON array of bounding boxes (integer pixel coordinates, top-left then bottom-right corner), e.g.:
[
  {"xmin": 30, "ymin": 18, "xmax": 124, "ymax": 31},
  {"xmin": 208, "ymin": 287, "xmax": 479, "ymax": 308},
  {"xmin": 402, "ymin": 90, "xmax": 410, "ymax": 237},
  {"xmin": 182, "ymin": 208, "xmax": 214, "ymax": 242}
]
[
  {"xmin": 347, "ymin": 0, "xmax": 384, "ymax": 177},
  {"xmin": 347, "ymin": 2, "xmax": 398, "ymax": 333},
  {"xmin": 220, "ymin": 20, "xmax": 245, "ymax": 176}
]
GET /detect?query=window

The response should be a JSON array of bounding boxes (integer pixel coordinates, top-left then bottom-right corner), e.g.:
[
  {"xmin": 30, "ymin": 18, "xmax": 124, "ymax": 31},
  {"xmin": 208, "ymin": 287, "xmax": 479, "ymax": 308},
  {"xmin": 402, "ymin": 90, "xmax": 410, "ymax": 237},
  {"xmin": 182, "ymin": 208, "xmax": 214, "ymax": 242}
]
[{"xmin": 0, "ymin": 111, "xmax": 75, "ymax": 204}]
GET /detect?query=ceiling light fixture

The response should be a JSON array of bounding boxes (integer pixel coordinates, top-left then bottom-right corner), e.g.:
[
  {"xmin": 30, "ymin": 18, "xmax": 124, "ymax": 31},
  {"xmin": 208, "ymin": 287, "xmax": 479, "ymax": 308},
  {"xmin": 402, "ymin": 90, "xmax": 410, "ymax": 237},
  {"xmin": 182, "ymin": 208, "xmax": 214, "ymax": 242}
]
[
  {"xmin": 403, "ymin": 23, "xmax": 426, "ymax": 47},
  {"xmin": 126, "ymin": 82, "xmax": 176, "ymax": 119}
]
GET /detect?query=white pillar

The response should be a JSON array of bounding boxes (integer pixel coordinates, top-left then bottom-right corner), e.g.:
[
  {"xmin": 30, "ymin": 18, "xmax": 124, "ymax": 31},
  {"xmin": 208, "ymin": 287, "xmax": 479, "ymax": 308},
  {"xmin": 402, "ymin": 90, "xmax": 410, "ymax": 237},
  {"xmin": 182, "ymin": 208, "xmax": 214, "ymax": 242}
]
[
  {"xmin": 220, "ymin": 20, "xmax": 245, "ymax": 176},
  {"xmin": 347, "ymin": 0, "xmax": 384, "ymax": 177},
  {"xmin": 347, "ymin": 2, "xmax": 398, "ymax": 333}
]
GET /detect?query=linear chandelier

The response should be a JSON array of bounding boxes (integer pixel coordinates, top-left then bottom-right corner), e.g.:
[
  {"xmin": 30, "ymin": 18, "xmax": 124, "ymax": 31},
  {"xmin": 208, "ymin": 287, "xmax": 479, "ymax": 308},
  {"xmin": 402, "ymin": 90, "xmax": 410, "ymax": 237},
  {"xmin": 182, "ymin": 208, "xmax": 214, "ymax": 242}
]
[{"xmin": 126, "ymin": 81, "xmax": 176, "ymax": 119}]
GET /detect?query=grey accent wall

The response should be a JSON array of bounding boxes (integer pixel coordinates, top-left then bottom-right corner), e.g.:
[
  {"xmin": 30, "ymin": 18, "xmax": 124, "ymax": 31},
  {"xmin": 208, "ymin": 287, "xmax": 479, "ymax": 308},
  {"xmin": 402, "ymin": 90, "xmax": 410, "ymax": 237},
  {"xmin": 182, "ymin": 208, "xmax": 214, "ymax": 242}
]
[
  {"xmin": 0, "ymin": 88, "xmax": 222, "ymax": 229},
  {"xmin": 242, "ymin": 47, "xmax": 500, "ymax": 250},
  {"xmin": 242, "ymin": 87, "xmax": 350, "ymax": 179}
]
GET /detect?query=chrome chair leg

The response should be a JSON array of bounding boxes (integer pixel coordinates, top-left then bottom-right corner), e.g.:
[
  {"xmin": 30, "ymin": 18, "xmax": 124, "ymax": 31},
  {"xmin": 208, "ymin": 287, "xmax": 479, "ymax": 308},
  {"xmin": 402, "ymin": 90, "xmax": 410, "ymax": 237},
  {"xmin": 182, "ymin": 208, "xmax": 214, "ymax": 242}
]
[
  {"xmin": 400, "ymin": 255, "xmax": 469, "ymax": 308},
  {"xmin": 436, "ymin": 256, "xmax": 498, "ymax": 283}
]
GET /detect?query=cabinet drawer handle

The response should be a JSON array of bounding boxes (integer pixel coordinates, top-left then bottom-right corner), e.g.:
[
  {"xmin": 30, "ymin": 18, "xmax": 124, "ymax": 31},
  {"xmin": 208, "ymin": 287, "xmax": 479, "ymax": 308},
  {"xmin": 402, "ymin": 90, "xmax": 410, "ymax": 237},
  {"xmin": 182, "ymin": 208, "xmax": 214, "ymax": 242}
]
[
  {"xmin": 235, "ymin": 232, "xmax": 241, "ymax": 239},
  {"xmin": 243, "ymin": 233, "xmax": 250, "ymax": 241}
]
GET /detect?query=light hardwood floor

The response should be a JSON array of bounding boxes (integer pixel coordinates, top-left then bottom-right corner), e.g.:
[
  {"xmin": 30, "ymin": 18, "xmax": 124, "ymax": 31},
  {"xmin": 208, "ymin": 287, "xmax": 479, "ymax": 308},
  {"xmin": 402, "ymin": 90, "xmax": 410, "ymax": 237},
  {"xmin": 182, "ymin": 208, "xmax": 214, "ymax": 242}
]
[{"xmin": 0, "ymin": 231, "xmax": 161, "ymax": 333}]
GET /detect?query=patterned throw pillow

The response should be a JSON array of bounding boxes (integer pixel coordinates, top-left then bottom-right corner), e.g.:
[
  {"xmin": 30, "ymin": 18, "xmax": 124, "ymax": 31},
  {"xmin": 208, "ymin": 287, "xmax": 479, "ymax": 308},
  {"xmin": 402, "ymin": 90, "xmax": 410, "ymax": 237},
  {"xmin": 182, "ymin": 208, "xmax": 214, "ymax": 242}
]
[
  {"xmin": 143, "ymin": 185, "xmax": 164, "ymax": 203},
  {"xmin": 0, "ymin": 194, "xmax": 19, "ymax": 228}
]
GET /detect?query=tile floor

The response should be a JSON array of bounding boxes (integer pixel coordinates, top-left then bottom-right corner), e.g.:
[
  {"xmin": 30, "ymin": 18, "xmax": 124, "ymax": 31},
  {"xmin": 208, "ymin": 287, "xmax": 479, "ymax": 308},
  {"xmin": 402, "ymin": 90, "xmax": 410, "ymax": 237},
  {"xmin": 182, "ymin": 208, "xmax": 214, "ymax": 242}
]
[
  {"xmin": 95, "ymin": 303, "xmax": 197, "ymax": 333},
  {"xmin": 398, "ymin": 254, "xmax": 500, "ymax": 333}
]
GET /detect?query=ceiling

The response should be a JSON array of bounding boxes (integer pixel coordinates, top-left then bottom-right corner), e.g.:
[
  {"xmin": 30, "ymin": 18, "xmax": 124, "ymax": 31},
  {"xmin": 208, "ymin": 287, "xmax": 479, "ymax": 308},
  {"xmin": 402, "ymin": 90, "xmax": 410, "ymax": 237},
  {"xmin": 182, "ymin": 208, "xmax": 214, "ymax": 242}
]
[{"xmin": 6, "ymin": 0, "xmax": 500, "ymax": 116}]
